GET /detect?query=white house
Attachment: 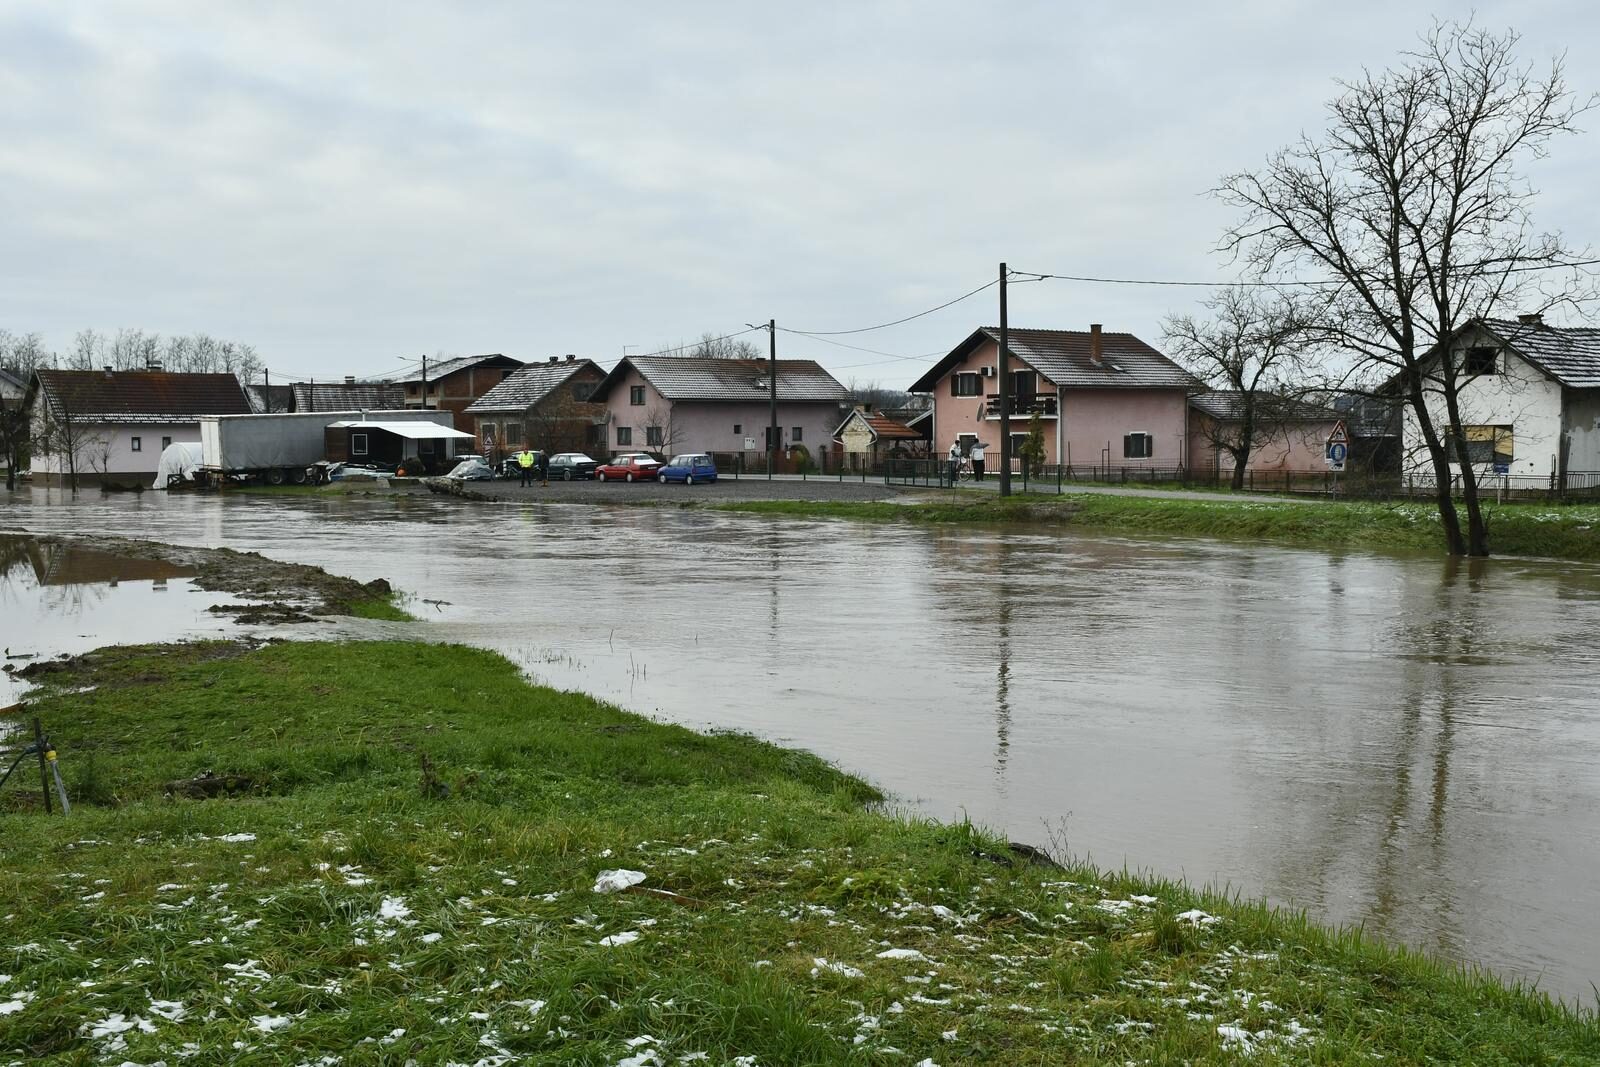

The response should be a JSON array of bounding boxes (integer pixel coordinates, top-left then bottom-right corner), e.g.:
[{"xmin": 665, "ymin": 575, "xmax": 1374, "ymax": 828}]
[
  {"xmin": 28, "ymin": 369, "xmax": 253, "ymax": 487},
  {"xmin": 1401, "ymin": 315, "xmax": 1600, "ymax": 484}
]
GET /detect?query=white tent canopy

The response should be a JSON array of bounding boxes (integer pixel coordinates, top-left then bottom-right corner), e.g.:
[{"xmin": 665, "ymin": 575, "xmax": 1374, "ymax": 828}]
[
  {"xmin": 328, "ymin": 420, "xmax": 474, "ymax": 440},
  {"xmin": 152, "ymin": 441, "xmax": 203, "ymax": 489}
]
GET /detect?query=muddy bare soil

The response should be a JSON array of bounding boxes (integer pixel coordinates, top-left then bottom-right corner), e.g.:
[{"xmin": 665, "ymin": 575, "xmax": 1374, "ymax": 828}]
[{"xmin": 13, "ymin": 533, "xmax": 393, "ymax": 618}]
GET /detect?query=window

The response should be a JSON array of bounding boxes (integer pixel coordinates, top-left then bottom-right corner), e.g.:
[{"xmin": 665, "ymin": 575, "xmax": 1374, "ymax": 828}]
[
  {"xmin": 352, "ymin": 433, "xmax": 369, "ymax": 456},
  {"xmin": 130, "ymin": 436, "xmax": 142, "ymax": 452},
  {"xmin": 630, "ymin": 385, "xmax": 646, "ymax": 406},
  {"xmin": 1463, "ymin": 346, "xmax": 1499, "ymax": 376},
  {"xmin": 732, "ymin": 423, "xmax": 742, "ymax": 435},
  {"xmin": 950, "ymin": 372, "xmax": 983, "ymax": 397},
  {"xmin": 616, "ymin": 426, "xmax": 633, "ymax": 446},
  {"xmin": 792, "ymin": 426, "xmax": 803, "ymax": 442},
  {"xmin": 161, "ymin": 436, "xmax": 172, "ymax": 449},
  {"xmin": 1011, "ymin": 370, "xmax": 1036, "ymax": 397},
  {"xmin": 646, "ymin": 425, "xmax": 663, "ymax": 446},
  {"xmin": 505, "ymin": 423, "xmax": 523, "ymax": 446},
  {"xmin": 765, "ymin": 425, "xmax": 780, "ymax": 448},
  {"xmin": 572, "ymin": 381, "xmax": 596, "ymax": 402},
  {"xmin": 1123, "ymin": 432, "xmax": 1153, "ymax": 459},
  {"xmin": 1461, "ymin": 425, "xmax": 1513, "ymax": 466}
]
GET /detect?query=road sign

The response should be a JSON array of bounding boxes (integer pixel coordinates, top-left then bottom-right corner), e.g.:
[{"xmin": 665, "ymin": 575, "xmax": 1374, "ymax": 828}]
[{"xmin": 1326, "ymin": 421, "xmax": 1349, "ymax": 472}]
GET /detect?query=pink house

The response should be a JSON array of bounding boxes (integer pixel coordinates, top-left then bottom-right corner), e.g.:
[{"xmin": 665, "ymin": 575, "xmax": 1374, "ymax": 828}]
[
  {"xmin": 589, "ymin": 356, "xmax": 848, "ymax": 462},
  {"xmin": 908, "ymin": 326, "xmax": 1202, "ymax": 470},
  {"xmin": 1187, "ymin": 391, "xmax": 1343, "ymax": 474}
]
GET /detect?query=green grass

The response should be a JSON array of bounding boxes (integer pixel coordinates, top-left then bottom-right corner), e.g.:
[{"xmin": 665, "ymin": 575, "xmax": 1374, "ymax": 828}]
[
  {"xmin": 717, "ymin": 494, "xmax": 1600, "ymax": 561},
  {"xmin": 1, "ymin": 640, "xmax": 1594, "ymax": 1065},
  {"xmin": 343, "ymin": 594, "xmax": 415, "ymax": 622}
]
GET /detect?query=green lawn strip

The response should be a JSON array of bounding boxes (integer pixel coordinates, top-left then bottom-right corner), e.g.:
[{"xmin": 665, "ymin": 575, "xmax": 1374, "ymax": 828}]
[
  {"xmin": 715, "ymin": 495, "xmax": 1600, "ymax": 561},
  {"xmin": 0, "ymin": 641, "xmax": 1593, "ymax": 1065},
  {"xmin": 342, "ymin": 594, "xmax": 415, "ymax": 622}
]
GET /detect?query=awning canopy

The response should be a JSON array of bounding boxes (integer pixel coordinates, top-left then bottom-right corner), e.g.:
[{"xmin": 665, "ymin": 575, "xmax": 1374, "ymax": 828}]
[{"xmin": 330, "ymin": 420, "xmax": 474, "ymax": 440}]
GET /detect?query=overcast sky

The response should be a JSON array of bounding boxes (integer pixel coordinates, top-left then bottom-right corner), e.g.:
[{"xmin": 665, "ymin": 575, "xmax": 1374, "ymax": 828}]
[{"xmin": 2, "ymin": 1, "xmax": 1596, "ymax": 386}]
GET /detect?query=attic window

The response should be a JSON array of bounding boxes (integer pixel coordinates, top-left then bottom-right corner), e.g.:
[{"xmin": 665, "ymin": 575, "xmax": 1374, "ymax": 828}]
[
  {"xmin": 1464, "ymin": 346, "xmax": 1499, "ymax": 376},
  {"xmin": 754, "ymin": 378, "xmax": 769, "ymax": 391}
]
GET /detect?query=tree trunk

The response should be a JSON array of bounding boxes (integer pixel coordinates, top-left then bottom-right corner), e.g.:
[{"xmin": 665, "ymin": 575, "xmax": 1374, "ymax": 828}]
[
  {"xmin": 1440, "ymin": 387, "xmax": 1491, "ymax": 557},
  {"xmin": 1230, "ymin": 453, "xmax": 1247, "ymax": 491}
]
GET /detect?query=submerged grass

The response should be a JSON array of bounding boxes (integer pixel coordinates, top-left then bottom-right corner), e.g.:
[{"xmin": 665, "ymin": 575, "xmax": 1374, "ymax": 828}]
[
  {"xmin": 716, "ymin": 494, "xmax": 1600, "ymax": 561},
  {"xmin": 1, "ymin": 640, "xmax": 1595, "ymax": 1065}
]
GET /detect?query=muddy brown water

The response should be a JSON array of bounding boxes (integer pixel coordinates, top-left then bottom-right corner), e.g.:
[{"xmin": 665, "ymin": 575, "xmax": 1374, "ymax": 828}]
[{"xmin": 4, "ymin": 488, "xmax": 1599, "ymax": 1003}]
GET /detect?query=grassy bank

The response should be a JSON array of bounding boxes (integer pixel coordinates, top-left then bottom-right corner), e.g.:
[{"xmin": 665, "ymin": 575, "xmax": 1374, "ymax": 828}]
[
  {"xmin": 1, "ymin": 641, "xmax": 1593, "ymax": 1065},
  {"xmin": 717, "ymin": 494, "xmax": 1600, "ymax": 561}
]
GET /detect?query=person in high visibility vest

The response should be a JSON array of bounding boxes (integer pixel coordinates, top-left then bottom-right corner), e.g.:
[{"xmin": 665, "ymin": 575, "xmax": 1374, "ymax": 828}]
[{"xmin": 517, "ymin": 449, "xmax": 535, "ymax": 487}]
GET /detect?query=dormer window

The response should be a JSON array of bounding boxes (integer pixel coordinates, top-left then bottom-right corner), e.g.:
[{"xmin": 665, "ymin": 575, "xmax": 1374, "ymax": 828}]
[{"xmin": 1463, "ymin": 346, "xmax": 1499, "ymax": 376}]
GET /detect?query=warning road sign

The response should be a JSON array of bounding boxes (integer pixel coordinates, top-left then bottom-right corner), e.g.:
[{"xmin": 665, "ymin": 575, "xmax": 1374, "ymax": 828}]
[{"xmin": 1326, "ymin": 421, "xmax": 1349, "ymax": 472}]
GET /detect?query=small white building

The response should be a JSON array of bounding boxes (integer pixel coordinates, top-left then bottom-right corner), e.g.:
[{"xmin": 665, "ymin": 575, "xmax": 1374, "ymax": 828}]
[
  {"xmin": 28, "ymin": 369, "xmax": 252, "ymax": 487},
  {"xmin": 1402, "ymin": 316, "xmax": 1600, "ymax": 485}
]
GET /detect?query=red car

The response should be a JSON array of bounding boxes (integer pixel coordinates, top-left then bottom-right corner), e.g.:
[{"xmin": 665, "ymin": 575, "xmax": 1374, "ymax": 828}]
[{"xmin": 596, "ymin": 453, "xmax": 663, "ymax": 482}]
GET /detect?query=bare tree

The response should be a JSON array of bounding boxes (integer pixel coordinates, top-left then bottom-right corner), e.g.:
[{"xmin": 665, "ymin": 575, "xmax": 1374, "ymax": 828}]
[
  {"xmin": 1219, "ymin": 20, "xmax": 1595, "ymax": 555},
  {"xmin": 676, "ymin": 332, "xmax": 761, "ymax": 360},
  {"xmin": 640, "ymin": 407, "xmax": 684, "ymax": 457},
  {"xmin": 844, "ymin": 378, "xmax": 927, "ymax": 415},
  {"xmin": 1164, "ymin": 290, "xmax": 1316, "ymax": 490},
  {"xmin": 1, "ymin": 331, "xmax": 50, "ymax": 490},
  {"xmin": 32, "ymin": 376, "xmax": 109, "ymax": 492}
]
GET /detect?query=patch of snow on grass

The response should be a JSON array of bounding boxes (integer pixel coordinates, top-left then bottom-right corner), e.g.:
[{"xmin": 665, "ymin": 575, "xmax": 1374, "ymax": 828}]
[
  {"xmin": 594, "ymin": 869, "xmax": 648, "ymax": 894},
  {"xmin": 875, "ymin": 948, "xmax": 928, "ymax": 962},
  {"xmin": 811, "ymin": 958, "xmax": 865, "ymax": 979},
  {"xmin": 599, "ymin": 930, "xmax": 642, "ymax": 947}
]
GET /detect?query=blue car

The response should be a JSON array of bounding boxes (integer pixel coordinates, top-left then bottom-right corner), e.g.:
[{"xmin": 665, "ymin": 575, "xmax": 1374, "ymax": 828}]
[{"xmin": 657, "ymin": 453, "xmax": 718, "ymax": 484}]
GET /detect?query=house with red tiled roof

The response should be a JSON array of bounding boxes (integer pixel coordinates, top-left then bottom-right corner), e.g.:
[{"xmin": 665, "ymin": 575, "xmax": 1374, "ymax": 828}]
[
  {"xmin": 27, "ymin": 369, "xmax": 251, "ymax": 488},
  {"xmin": 908, "ymin": 325, "xmax": 1203, "ymax": 472},
  {"xmin": 833, "ymin": 407, "xmax": 929, "ymax": 470}
]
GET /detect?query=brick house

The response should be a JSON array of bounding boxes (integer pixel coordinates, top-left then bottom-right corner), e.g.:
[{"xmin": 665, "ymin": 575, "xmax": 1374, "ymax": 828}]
[
  {"xmin": 394, "ymin": 354, "xmax": 524, "ymax": 431},
  {"xmin": 464, "ymin": 355, "xmax": 607, "ymax": 461}
]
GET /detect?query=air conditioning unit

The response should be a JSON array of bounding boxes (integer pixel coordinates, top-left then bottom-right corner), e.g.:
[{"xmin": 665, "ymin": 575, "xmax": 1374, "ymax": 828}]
[{"xmin": 980, "ymin": 366, "xmax": 996, "ymax": 377}]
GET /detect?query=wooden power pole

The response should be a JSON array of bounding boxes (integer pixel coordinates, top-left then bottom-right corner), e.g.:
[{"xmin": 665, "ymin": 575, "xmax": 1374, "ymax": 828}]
[{"xmin": 998, "ymin": 262, "xmax": 1012, "ymax": 497}]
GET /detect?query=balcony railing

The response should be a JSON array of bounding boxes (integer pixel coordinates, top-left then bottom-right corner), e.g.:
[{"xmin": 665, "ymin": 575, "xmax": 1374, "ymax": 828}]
[{"xmin": 984, "ymin": 393, "xmax": 1057, "ymax": 417}]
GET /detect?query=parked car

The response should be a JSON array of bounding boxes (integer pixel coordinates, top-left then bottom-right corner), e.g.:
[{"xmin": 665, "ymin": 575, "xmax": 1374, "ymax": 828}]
[
  {"xmin": 547, "ymin": 452, "xmax": 600, "ymax": 481},
  {"xmin": 445, "ymin": 457, "xmax": 495, "ymax": 481},
  {"xmin": 596, "ymin": 453, "xmax": 663, "ymax": 482},
  {"xmin": 658, "ymin": 453, "xmax": 718, "ymax": 484}
]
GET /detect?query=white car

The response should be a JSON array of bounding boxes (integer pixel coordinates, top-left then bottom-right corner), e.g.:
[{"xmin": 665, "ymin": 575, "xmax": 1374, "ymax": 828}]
[{"xmin": 445, "ymin": 457, "xmax": 494, "ymax": 481}]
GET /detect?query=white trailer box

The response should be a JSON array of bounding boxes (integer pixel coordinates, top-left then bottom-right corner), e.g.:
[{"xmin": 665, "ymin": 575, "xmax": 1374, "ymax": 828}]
[{"xmin": 198, "ymin": 409, "xmax": 456, "ymax": 480}]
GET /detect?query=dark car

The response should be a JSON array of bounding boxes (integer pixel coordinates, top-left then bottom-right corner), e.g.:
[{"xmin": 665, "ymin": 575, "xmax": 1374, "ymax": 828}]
[{"xmin": 546, "ymin": 452, "xmax": 600, "ymax": 481}]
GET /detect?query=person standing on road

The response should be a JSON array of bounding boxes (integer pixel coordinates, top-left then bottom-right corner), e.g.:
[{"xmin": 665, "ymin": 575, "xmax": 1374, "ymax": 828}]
[
  {"xmin": 537, "ymin": 450, "xmax": 549, "ymax": 487},
  {"xmin": 970, "ymin": 439, "xmax": 987, "ymax": 482},
  {"xmin": 947, "ymin": 440, "xmax": 961, "ymax": 486},
  {"xmin": 517, "ymin": 449, "xmax": 534, "ymax": 487}
]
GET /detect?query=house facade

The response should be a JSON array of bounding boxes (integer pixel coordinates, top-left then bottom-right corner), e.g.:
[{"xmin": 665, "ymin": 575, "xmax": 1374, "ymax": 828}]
[
  {"xmin": 590, "ymin": 357, "xmax": 848, "ymax": 464},
  {"xmin": 465, "ymin": 356, "xmax": 607, "ymax": 461},
  {"xmin": 908, "ymin": 325, "xmax": 1202, "ymax": 470},
  {"xmin": 28, "ymin": 369, "xmax": 252, "ymax": 487},
  {"xmin": 834, "ymin": 408, "xmax": 927, "ymax": 470},
  {"xmin": 1187, "ymin": 391, "xmax": 1343, "ymax": 474},
  {"xmin": 394, "ymin": 354, "xmax": 524, "ymax": 431},
  {"xmin": 1402, "ymin": 316, "xmax": 1600, "ymax": 484}
]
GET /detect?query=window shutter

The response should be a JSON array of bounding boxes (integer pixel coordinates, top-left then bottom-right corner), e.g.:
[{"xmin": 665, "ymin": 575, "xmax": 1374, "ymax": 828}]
[
  {"xmin": 949, "ymin": 375, "xmax": 958, "ymax": 397},
  {"xmin": 1123, "ymin": 434, "xmax": 1133, "ymax": 458},
  {"xmin": 1145, "ymin": 434, "xmax": 1154, "ymax": 459}
]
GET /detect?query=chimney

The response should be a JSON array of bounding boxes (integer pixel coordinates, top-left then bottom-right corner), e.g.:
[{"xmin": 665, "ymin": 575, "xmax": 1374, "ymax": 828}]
[
  {"xmin": 1518, "ymin": 312, "xmax": 1544, "ymax": 326},
  {"xmin": 145, "ymin": 360, "xmax": 163, "ymax": 372},
  {"xmin": 549, "ymin": 356, "xmax": 559, "ymax": 363},
  {"xmin": 1089, "ymin": 323, "xmax": 1103, "ymax": 366},
  {"xmin": 566, "ymin": 354, "xmax": 576, "ymax": 362},
  {"xmin": 103, "ymin": 365, "xmax": 114, "ymax": 374},
  {"xmin": 344, "ymin": 375, "xmax": 356, "ymax": 385}
]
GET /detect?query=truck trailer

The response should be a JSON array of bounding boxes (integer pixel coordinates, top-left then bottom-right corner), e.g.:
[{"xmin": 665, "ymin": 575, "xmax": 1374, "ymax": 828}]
[{"xmin": 196, "ymin": 409, "xmax": 461, "ymax": 485}]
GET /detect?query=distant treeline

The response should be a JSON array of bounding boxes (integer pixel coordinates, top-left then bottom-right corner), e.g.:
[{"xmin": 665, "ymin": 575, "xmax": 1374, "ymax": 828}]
[{"xmin": 0, "ymin": 328, "xmax": 262, "ymax": 383}]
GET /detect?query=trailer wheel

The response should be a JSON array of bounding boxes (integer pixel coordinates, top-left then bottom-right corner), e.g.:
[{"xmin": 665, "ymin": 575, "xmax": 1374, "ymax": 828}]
[
  {"xmin": 265, "ymin": 467, "xmax": 286, "ymax": 486},
  {"xmin": 291, "ymin": 467, "xmax": 309, "ymax": 485}
]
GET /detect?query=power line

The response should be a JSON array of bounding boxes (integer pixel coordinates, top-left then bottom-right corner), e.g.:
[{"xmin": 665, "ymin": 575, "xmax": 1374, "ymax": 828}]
[
  {"xmin": 1011, "ymin": 257, "xmax": 1600, "ymax": 289},
  {"xmin": 784, "ymin": 277, "xmax": 998, "ymax": 335}
]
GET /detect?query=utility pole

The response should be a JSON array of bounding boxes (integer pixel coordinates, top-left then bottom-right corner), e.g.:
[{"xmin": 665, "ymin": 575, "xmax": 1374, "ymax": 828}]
[
  {"xmin": 420, "ymin": 354, "xmax": 429, "ymax": 410},
  {"xmin": 263, "ymin": 367, "xmax": 270, "ymax": 412},
  {"xmin": 767, "ymin": 318, "xmax": 777, "ymax": 481},
  {"xmin": 998, "ymin": 262, "xmax": 1012, "ymax": 497}
]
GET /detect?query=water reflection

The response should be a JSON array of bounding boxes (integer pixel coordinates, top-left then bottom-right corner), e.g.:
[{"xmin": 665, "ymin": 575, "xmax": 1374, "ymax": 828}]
[{"xmin": 5, "ymin": 490, "xmax": 1600, "ymax": 1002}]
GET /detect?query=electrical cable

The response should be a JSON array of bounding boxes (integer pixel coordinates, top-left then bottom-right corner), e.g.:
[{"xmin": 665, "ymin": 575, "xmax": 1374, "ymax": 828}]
[{"xmin": 783, "ymin": 278, "xmax": 999, "ymax": 335}]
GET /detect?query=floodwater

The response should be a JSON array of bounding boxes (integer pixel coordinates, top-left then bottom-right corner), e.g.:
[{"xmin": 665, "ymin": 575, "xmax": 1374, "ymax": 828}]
[
  {"xmin": 3, "ymin": 489, "xmax": 1599, "ymax": 1003},
  {"xmin": 0, "ymin": 535, "xmax": 261, "ymax": 705}
]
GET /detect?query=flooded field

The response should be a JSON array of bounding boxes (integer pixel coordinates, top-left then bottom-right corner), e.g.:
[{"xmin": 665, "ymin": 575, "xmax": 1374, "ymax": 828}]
[
  {"xmin": 4, "ymin": 488, "xmax": 1599, "ymax": 1002},
  {"xmin": 0, "ymin": 535, "xmax": 253, "ymax": 705}
]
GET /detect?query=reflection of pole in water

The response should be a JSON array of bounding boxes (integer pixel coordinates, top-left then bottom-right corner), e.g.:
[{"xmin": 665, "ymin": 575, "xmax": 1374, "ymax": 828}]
[{"xmin": 994, "ymin": 578, "xmax": 1012, "ymax": 795}]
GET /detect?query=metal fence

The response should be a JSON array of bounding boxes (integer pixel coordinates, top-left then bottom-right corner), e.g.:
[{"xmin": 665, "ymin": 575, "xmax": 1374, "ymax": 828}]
[{"xmin": 879, "ymin": 458, "xmax": 1600, "ymax": 502}]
